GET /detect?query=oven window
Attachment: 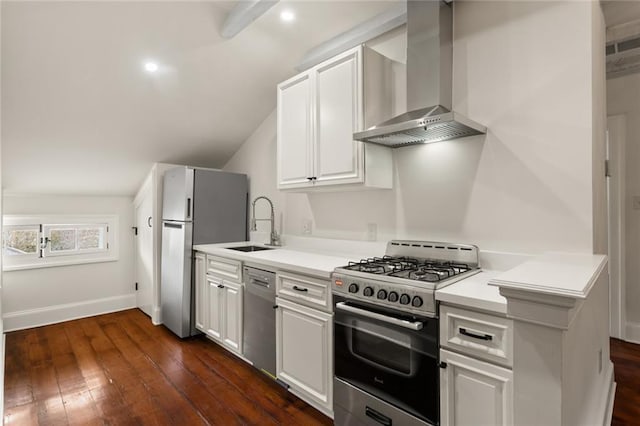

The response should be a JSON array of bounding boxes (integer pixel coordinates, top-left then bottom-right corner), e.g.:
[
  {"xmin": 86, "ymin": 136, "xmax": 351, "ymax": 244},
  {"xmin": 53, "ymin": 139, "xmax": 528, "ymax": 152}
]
[{"xmin": 352, "ymin": 328, "xmax": 411, "ymax": 374}]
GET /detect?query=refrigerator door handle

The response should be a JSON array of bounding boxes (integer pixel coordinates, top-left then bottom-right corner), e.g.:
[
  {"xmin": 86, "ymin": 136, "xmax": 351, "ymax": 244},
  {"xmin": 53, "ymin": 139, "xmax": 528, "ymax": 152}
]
[
  {"xmin": 164, "ymin": 222, "xmax": 183, "ymax": 229},
  {"xmin": 186, "ymin": 198, "xmax": 192, "ymax": 219}
]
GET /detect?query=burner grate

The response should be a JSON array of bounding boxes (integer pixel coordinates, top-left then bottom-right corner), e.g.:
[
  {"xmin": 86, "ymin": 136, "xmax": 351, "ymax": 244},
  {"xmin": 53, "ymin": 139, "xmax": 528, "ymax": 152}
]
[{"xmin": 344, "ymin": 256, "xmax": 474, "ymax": 282}]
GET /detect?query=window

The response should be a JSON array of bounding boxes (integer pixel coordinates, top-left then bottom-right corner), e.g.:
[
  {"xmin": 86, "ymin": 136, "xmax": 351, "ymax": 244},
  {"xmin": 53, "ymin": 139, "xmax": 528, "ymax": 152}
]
[
  {"xmin": 3, "ymin": 225, "xmax": 39, "ymax": 256},
  {"xmin": 2, "ymin": 215, "xmax": 118, "ymax": 271},
  {"xmin": 43, "ymin": 223, "xmax": 108, "ymax": 256}
]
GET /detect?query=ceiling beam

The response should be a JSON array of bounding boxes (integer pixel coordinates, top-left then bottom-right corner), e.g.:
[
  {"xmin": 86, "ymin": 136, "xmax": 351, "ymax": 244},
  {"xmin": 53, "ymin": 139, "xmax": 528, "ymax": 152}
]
[
  {"xmin": 296, "ymin": 3, "xmax": 407, "ymax": 72},
  {"xmin": 221, "ymin": 0, "xmax": 279, "ymax": 39}
]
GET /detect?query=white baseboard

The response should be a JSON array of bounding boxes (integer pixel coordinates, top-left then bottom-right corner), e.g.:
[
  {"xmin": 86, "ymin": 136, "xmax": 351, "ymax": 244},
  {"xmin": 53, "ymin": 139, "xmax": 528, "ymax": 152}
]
[
  {"xmin": 625, "ymin": 321, "xmax": 640, "ymax": 344},
  {"xmin": 152, "ymin": 305, "xmax": 162, "ymax": 325},
  {"xmin": 601, "ymin": 361, "xmax": 616, "ymax": 426},
  {"xmin": 2, "ymin": 294, "xmax": 137, "ymax": 332}
]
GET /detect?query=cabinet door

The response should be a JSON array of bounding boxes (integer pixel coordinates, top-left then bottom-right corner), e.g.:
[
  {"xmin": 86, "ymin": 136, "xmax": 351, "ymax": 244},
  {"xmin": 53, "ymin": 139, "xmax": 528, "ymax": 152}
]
[
  {"xmin": 222, "ymin": 281, "xmax": 243, "ymax": 354},
  {"xmin": 276, "ymin": 297, "xmax": 332, "ymax": 411},
  {"xmin": 207, "ymin": 276, "xmax": 223, "ymax": 340},
  {"xmin": 440, "ymin": 349, "xmax": 513, "ymax": 426},
  {"xmin": 314, "ymin": 47, "xmax": 364, "ymax": 186},
  {"xmin": 194, "ymin": 253, "xmax": 207, "ymax": 332},
  {"xmin": 277, "ymin": 73, "xmax": 313, "ymax": 188}
]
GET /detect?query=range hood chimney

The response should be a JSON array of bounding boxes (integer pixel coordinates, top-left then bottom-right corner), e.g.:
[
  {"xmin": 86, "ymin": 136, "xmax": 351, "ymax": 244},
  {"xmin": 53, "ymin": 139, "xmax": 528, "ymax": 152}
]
[{"xmin": 354, "ymin": 0, "xmax": 486, "ymax": 147}]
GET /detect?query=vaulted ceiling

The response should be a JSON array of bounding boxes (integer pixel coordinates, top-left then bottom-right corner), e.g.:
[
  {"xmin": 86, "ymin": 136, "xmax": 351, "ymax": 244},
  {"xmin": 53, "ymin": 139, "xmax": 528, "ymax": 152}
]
[
  {"xmin": 8, "ymin": 1, "xmax": 635, "ymax": 197},
  {"xmin": 1, "ymin": 1, "xmax": 400, "ymax": 196}
]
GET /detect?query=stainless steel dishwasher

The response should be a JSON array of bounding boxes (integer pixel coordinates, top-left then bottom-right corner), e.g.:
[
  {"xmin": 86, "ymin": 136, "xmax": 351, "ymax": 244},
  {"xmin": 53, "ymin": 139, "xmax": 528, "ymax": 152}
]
[{"xmin": 243, "ymin": 265, "xmax": 276, "ymax": 378}]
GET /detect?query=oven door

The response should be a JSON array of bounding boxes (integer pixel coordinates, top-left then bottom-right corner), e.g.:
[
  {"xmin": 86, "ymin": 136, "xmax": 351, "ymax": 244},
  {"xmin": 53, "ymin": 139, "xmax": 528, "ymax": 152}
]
[{"xmin": 334, "ymin": 295, "xmax": 439, "ymax": 425}]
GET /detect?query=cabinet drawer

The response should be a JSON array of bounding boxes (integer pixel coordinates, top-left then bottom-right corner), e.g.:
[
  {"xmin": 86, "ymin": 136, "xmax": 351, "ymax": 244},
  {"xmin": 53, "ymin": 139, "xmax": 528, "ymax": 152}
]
[
  {"xmin": 276, "ymin": 272, "xmax": 331, "ymax": 312},
  {"xmin": 440, "ymin": 305, "xmax": 513, "ymax": 367},
  {"xmin": 206, "ymin": 255, "xmax": 242, "ymax": 283}
]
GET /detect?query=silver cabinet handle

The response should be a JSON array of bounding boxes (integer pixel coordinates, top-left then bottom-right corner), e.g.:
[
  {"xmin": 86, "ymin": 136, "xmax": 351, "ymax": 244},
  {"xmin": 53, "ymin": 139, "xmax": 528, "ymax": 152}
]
[
  {"xmin": 459, "ymin": 327, "xmax": 493, "ymax": 341},
  {"xmin": 250, "ymin": 278, "xmax": 270, "ymax": 288},
  {"xmin": 148, "ymin": 216, "xmax": 152, "ymax": 228},
  {"xmin": 335, "ymin": 302, "xmax": 423, "ymax": 331}
]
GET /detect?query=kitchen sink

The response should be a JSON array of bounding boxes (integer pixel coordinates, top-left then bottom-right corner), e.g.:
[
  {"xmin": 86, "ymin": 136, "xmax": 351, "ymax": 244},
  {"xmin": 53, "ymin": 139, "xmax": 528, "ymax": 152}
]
[{"xmin": 226, "ymin": 245, "xmax": 275, "ymax": 252}]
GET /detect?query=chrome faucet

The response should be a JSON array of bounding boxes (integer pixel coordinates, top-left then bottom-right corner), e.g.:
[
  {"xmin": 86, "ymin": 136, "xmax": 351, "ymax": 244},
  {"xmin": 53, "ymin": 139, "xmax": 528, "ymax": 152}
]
[{"xmin": 250, "ymin": 196, "xmax": 280, "ymax": 246}]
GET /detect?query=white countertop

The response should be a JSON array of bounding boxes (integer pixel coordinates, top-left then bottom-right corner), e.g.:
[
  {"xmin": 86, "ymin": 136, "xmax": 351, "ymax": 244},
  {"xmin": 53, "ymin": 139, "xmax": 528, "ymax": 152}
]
[
  {"xmin": 435, "ymin": 270, "xmax": 507, "ymax": 314},
  {"xmin": 488, "ymin": 252, "xmax": 608, "ymax": 299},
  {"xmin": 195, "ymin": 241, "xmax": 508, "ymax": 314},
  {"xmin": 193, "ymin": 242, "xmax": 353, "ymax": 279},
  {"xmin": 195, "ymin": 241, "xmax": 608, "ymax": 317}
]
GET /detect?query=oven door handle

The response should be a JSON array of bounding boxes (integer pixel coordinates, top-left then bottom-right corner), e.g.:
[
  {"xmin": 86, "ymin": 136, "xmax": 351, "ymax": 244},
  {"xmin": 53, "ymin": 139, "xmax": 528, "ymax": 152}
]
[{"xmin": 335, "ymin": 302, "xmax": 424, "ymax": 331}]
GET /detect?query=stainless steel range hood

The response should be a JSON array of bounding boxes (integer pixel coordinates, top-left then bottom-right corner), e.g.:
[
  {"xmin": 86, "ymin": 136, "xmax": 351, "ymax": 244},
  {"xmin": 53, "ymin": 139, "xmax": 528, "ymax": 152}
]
[{"xmin": 354, "ymin": 0, "xmax": 486, "ymax": 147}]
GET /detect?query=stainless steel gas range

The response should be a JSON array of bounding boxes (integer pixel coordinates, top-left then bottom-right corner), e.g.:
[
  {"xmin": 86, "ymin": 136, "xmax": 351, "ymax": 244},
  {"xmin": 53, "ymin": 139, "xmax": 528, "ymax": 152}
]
[{"xmin": 331, "ymin": 240, "xmax": 480, "ymax": 426}]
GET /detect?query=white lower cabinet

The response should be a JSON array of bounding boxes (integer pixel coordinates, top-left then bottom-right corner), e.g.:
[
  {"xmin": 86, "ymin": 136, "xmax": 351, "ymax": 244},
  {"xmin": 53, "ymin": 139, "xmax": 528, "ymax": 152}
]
[
  {"xmin": 206, "ymin": 275, "xmax": 223, "ymax": 341},
  {"xmin": 194, "ymin": 252, "xmax": 244, "ymax": 356},
  {"xmin": 276, "ymin": 296, "xmax": 333, "ymax": 415},
  {"xmin": 221, "ymin": 281, "xmax": 243, "ymax": 353},
  {"xmin": 440, "ymin": 349, "xmax": 513, "ymax": 426},
  {"xmin": 194, "ymin": 253, "xmax": 206, "ymax": 332}
]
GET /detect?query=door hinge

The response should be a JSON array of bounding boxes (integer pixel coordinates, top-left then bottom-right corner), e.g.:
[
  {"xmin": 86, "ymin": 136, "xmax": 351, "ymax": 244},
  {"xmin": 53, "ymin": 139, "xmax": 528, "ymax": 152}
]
[
  {"xmin": 135, "ymin": 282, "xmax": 138, "ymax": 291},
  {"xmin": 605, "ymin": 160, "xmax": 611, "ymax": 178},
  {"xmin": 132, "ymin": 226, "xmax": 138, "ymax": 236}
]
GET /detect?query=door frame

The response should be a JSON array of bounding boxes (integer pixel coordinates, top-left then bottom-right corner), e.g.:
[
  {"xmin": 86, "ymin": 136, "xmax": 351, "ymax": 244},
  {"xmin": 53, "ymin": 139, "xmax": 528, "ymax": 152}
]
[
  {"xmin": 133, "ymin": 172, "xmax": 154, "ymax": 318},
  {"xmin": 607, "ymin": 114, "xmax": 626, "ymax": 339}
]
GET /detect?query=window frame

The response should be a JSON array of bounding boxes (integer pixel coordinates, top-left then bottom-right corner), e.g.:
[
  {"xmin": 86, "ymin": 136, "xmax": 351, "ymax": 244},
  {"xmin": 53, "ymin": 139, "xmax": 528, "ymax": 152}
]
[{"xmin": 2, "ymin": 215, "xmax": 119, "ymax": 271}]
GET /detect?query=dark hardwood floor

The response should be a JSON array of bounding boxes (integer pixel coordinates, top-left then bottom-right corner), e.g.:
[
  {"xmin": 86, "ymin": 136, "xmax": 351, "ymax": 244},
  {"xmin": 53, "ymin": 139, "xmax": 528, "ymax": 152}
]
[
  {"xmin": 4, "ymin": 310, "xmax": 640, "ymax": 425},
  {"xmin": 3, "ymin": 309, "xmax": 332, "ymax": 425},
  {"xmin": 611, "ymin": 338, "xmax": 640, "ymax": 426}
]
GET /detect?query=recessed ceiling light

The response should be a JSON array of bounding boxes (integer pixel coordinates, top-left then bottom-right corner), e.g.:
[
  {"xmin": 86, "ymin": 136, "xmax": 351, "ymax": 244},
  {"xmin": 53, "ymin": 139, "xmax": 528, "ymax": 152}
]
[
  {"xmin": 144, "ymin": 62, "xmax": 159, "ymax": 73},
  {"xmin": 280, "ymin": 10, "xmax": 295, "ymax": 22}
]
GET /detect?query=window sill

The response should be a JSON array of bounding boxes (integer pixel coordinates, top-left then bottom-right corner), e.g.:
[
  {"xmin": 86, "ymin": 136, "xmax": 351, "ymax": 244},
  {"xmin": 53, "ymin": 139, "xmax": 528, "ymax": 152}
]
[{"xmin": 3, "ymin": 255, "xmax": 118, "ymax": 272}]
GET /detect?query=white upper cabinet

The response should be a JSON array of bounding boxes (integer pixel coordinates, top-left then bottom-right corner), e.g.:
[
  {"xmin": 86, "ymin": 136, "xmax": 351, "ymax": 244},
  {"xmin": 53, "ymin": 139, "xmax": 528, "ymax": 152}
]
[
  {"xmin": 277, "ymin": 73, "xmax": 313, "ymax": 187},
  {"xmin": 277, "ymin": 45, "xmax": 394, "ymax": 191},
  {"xmin": 314, "ymin": 49, "xmax": 362, "ymax": 185}
]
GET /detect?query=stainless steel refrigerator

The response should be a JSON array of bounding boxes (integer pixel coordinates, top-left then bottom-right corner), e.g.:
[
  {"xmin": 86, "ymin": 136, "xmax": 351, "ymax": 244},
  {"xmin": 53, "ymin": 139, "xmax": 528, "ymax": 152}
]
[{"xmin": 161, "ymin": 166, "xmax": 248, "ymax": 338}]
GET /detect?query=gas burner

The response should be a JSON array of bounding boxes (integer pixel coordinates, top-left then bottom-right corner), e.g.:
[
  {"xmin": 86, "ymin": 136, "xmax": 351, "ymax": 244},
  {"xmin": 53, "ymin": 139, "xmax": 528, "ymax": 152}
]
[
  {"xmin": 360, "ymin": 265, "xmax": 387, "ymax": 274},
  {"xmin": 344, "ymin": 256, "xmax": 423, "ymax": 274},
  {"xmin": 332, "ymin": 240, "xmax": 481, "ymax": 316}
]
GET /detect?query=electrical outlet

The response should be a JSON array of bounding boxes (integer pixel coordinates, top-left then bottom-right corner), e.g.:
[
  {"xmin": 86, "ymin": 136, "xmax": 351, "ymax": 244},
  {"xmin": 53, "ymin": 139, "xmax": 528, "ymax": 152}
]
[
  {"xmin": 367, "ymin": 223, "xmax": 377, "ymax": 241},
  {"xmin": 634, "ymin": 196, "xmax": 640, "ymax": 210},
  {"xmin": 302, "ymin": 219, "xmax": 312, "ymax": 235}
]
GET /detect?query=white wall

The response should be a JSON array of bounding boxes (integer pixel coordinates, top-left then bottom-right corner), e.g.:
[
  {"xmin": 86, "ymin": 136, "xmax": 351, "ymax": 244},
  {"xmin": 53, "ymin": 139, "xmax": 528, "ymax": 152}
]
[
  {"xmin": 608, "ymin": 72, "xmax": 640, "ymax": 335},
  {"xmin": 2, "ymin": 195, "xmax": 135, "ymax": 330},
  {"xmin": 591, "ymin": 0, "xmax": 608, "ymax": 257},
  {"xmin": 0, "ymin": 3, "xmax": 4, "ymax": 408},
  {"xmin": 225, "ymin": 1, "xmax": 604, "ymax": 256},
  {"xmin": 449, "ymin": 1, "xmax": 599, "ymax": 254}
]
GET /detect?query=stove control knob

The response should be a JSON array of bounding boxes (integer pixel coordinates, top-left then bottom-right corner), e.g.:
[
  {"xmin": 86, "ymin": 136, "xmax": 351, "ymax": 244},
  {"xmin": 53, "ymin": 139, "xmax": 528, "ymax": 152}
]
[
  {"xmin": 363, "ymin": 287, "xmax": 374, "ymax": 297},
  {"xmin": 399, "ymin": 294, "xmax": 411, "ymax": 305},
  {"xmin": 348, "ymin": 283, "xmax": 359, "ymax": 293},
  {"xmin": 377, "ymin": 290, "xmax": 387, "ymax": 300},
  {"xmin": 412, "ymin": 296, "xmax": 424, "ymax": 308},
  {"xmin": 388, "ymin": 291, "xmax": 399, "ymax": 303}
]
